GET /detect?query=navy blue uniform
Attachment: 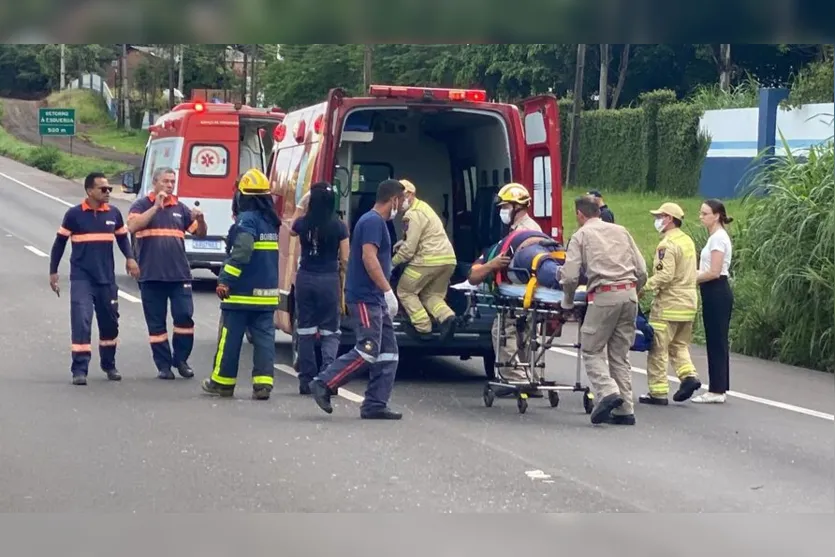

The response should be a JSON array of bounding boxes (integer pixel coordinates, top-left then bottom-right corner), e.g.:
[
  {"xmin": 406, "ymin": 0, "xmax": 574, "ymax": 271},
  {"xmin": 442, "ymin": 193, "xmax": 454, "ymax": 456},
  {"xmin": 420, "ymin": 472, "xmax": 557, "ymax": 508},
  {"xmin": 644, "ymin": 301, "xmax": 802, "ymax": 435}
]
[
  {"xmin": 210, "ymin": 210, "xmax": 279, "ymax": 392},
  {"xmin": 315, "ymin": 210, "xmax": 398, "ymax": 413},
  {"xmin": 49, "ymin": 200, "xmax": 133, "ymax": 378},
  {"xmin": 128, "ymin": 193, "xmax": 198, "ymax": 375},
  {"xmin": 292, "ymin": 217, "xmax": 348, "ymax": 388}
]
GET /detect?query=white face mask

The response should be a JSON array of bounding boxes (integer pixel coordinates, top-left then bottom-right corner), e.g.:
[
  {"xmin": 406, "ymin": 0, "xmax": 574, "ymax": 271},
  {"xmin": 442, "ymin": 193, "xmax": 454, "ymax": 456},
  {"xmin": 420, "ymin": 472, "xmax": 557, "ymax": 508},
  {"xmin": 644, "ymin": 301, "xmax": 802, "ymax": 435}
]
[
  {"xmin": 653, "ymin": 218, "xmax": 666, "ymax": 233},
  {"xmin": 389, "ymin": 204, "xmax": 398, "ymax": 221},
  {"xmin": 499, "ymin": 208, "xmax": 512, "ymax": 225},
  {"xmin": 402, "ymin": 197, "xmax": 411, "ymax": 211}
]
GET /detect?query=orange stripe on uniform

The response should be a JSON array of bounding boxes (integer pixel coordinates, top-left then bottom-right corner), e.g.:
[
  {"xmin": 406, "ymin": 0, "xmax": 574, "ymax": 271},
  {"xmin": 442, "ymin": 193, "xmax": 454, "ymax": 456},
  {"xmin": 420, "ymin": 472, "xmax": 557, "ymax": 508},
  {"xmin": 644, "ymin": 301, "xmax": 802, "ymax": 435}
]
[
  {"xmin": 115, "ymin": 226, "xmax": 129, "ymax": 235},
  {"xmin": 149, "ymin": 333, "xmax": 168, "ymax": 343},
  {"xmin": 71, "ymin": 344, "xmax": 92, "ymax": 352},
  {"xmin": 99, "ymin": 339, "xmax": 118, "ymax": 347},
  {"xmin": 135, "ymin": 229, "xmax": 185, "ymax": 239},
  {"xmin": 173, "ymin": 326, "xmax": 194, "ymax": 335},
  {"xmin": 71, "ymin": 233, "xmax": 115, "ymax": 243},
  {"xmin": 57, "ymin": 227, "xmax": 72, "ymax": 237},
  {"xmin": 327, "ymin": 355, "xmax": 366, "ymax": 390},
  {"xmin": 357, "ymin": 302, "xmax": 370, "ymax": 328}
]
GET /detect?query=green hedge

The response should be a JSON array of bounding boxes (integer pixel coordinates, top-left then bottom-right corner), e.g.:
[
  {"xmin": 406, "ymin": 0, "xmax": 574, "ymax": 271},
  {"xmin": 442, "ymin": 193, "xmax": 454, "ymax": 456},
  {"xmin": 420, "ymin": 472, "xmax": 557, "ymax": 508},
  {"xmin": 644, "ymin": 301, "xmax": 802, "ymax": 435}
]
[
  {"xmin": 558, "ymin": 89, "xmax": 708, "ymax": 197},
  {"xmin": 577, "ymin": 107, "xmax": 646, "ymax": 192}
]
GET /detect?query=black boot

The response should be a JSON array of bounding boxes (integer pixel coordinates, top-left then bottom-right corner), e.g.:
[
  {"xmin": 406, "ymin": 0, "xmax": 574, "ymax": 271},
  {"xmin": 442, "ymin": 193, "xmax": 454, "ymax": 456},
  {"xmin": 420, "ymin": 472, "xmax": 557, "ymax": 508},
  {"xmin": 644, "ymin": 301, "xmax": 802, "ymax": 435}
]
[
  {"xmin": 438, "ymin": 317, "xmax": 457, "ymax": 342},
  {"xmin": 361, "ymin": 407, "xmax": 403, "ymax": 420},
  {"xmin": 252, "ymin": 386, "xmax": 272, "ymax": 400},
  {"xmin": 310, "ymin": 379, "xmax": 333, "ymax": 414},
  {"xmin": 103, "ymin": 368, "xmax": 121, "ymax": 381},
  {"xmin": 72, "ymin": 374, "xmax": 87, "ymax": 386},
  {"xmin": 157, "ymin": 368, "xmax": 176, "ymax": 380},
  {"xmin": 590, "ymin": 393, "xmax": 624, "ymax": 424},
  {"xmin": 673, "ymin": 376, "xmax": 702, "ymax": 402},
  {"xmin": 606, "ymin": 414, "xmax": 636, "ymax": 426},
  {"xmin": 201, "ymin": 378, "xmax": 234, "ymax": 397},
  {"xmin": 176, "ymin": 362, "xmax": 194, "ymax": 379},
  {"xmin": 638, "ymin": 393, "xmax": 669, "ymax": 406},
  {"xmin": 298, "ymin": 380, "xmax": 312, "ymax": 395}
]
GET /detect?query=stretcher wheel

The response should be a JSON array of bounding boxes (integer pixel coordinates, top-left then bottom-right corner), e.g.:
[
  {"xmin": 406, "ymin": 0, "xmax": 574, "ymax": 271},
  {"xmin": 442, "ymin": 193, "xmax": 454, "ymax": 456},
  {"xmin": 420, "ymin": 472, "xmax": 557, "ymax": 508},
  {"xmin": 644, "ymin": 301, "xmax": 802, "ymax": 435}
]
[
  {"xmin": 583, "ymin": 389, "xmax": 594, "ymax": 415},
  {"xmin": 548, "ymin": 391, "xmax": 560, "ymax": 408},
  {"xmin": 483, "ymin": 385, "xmax": 495, "ymax": 408},
  {"xmin": 517, "ymin": 394, "xmax": 528, "ymax": 414}
]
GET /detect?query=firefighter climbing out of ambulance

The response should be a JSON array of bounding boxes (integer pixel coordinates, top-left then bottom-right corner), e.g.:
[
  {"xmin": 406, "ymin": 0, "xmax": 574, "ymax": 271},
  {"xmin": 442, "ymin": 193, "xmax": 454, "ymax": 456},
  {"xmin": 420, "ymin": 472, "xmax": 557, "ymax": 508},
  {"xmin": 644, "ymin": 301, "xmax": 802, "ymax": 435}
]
[
  {"xmin": 491, "ymin": 183, "xmax": 542, "ymax": 389},
  {"xmin": 640, "ymin": 202, "xmax": 702, "ymax": 405},
  {"xmin": 290, "ymin": 182, "xmax": 350, "ymax": 395},
  {"xmin": 392, "ymin": 179, "xmax": 458, "ymax": 341},
  {"xmin": 202, "ymin": 168, "xmax": 280, "ymax": 400},
  {"xmin": 49, "ymin": 172, "xmax": 140, "ymax": 385}
]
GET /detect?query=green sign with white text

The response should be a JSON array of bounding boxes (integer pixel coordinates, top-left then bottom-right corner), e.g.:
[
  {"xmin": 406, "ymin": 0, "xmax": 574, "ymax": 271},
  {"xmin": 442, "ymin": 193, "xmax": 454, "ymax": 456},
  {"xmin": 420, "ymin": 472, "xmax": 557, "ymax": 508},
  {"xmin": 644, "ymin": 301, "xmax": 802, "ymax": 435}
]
[{"xmin": 39, "ymin": 108, "xmax": 76, "ymax": 136}]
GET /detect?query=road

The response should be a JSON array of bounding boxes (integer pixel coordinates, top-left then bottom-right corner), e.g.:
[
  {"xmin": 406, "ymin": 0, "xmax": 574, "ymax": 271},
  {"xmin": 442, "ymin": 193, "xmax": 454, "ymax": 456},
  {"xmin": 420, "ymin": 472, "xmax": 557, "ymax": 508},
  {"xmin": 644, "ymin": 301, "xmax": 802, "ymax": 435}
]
[
  {"xmin": 0, "ymin": 154, "xmax": 833, "ymax": 515},
  {"xmin": 1, "ymin": 97, "xmax": 143, "ymax": 168}
]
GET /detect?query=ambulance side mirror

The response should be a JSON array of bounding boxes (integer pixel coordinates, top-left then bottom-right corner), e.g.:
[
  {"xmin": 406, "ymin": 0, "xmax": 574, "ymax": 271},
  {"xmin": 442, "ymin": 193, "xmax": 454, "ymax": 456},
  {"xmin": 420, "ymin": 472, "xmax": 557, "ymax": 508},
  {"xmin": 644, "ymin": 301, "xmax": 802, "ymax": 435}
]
[{"xmin": 121, "ymin": 171, "xmax": 138, "ymax": 194}]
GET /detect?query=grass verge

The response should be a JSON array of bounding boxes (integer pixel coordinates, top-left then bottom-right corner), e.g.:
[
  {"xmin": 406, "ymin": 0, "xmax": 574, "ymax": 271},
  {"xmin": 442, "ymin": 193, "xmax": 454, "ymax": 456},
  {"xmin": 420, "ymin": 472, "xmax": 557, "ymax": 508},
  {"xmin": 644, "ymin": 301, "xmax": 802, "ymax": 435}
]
[
  {"xmin": 46, "ymin": 90, "xmax": 149, "ymax": 155},
  {"xmin": 0, "ymin": 100, "xmax": 130, "ymax": 179}
]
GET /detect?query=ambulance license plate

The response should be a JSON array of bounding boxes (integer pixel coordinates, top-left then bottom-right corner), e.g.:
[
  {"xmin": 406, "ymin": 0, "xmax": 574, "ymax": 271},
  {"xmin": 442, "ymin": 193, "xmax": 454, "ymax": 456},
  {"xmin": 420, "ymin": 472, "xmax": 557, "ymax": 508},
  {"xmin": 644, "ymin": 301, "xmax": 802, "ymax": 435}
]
[{"xmin": 192, "ymin": 240, "xmax": 222, "ymax": 250}]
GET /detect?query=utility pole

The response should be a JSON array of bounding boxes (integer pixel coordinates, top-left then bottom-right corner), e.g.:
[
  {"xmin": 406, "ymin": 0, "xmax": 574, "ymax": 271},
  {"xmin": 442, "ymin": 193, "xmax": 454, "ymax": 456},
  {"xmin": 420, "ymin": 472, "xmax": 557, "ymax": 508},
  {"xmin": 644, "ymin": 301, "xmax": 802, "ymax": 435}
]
[
  {"xmin": 250, "ymin": 45, "xmax": 258, "ymax": 107},
  {"xmin": 566, "ymin": 43, "xmax": 586, "ymax": 187},
  {"xmin": 363, "ymin": 44, "xmax": 374, "ymax": 92},
  {"xmin": 121, "ymin": 43, "xmax": 130, "ymax": 130},
  {"xmin": 241, "ymin": 46, "xmax": 249, "ymax": 105},
  {"xmin": 59, "ymin": 44, "xmax": 66, "ymax": 90},
  {"xmin": 177, "ymin": 44, "xmax": 184, "ymax": 98},
  {"xmin": 168, "ymin": 45, "xmax": 175, "ymax": 109}
]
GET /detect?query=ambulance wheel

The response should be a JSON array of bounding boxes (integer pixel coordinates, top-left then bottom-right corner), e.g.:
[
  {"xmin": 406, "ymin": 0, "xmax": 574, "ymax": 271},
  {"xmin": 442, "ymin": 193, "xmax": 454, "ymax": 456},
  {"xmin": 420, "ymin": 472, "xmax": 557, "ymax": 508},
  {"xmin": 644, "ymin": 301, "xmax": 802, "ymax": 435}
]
[
  {"xmin": 548, "ymin": 391, "xmax": 560, "ymax": 408},
  {"xmin": 516, "ymin": 394, "xmax": 528, "ymax": 414},
  {"xmin": 482, "ymin": 350, "xmax": 496, "ymax": 380},
  {"xmin": 583, "ymin": 389, "xmax": 595, "ymax": 415},
  {"xmin": 482, "ymin": 385, "xmax": 495, "ymax": 408}
]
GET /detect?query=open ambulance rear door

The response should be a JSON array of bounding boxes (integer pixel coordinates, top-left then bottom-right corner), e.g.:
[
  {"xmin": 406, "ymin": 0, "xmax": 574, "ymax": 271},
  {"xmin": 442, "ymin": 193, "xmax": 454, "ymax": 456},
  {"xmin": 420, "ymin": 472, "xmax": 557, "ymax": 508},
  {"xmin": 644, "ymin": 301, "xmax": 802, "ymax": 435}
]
[{"xmin": 521, "ymin": 95, "xmax": 563, "ymax": 242}]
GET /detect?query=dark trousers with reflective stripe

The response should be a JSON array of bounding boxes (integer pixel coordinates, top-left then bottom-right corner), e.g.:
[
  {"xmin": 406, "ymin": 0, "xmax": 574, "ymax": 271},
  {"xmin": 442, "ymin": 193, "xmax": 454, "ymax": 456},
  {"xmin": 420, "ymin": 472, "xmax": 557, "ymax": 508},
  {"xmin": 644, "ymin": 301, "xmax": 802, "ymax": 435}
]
[
  {"xmin": 295, "ymin": 269, "xmax": 341, "ymax": 386},
  {"xmin": 211, "ymin": 309, "xmax": 275, "ymax": 388},
  {"xmin": 316, "ymin": 301, "xmax": 398, "ymax": 412},
  {"xmin": 139, "ymin": 281, "xmax": 194, "ymax": 372},
  {"xmin": 70, "ymin": 279, "xmax": 119, "ymax": 376}
]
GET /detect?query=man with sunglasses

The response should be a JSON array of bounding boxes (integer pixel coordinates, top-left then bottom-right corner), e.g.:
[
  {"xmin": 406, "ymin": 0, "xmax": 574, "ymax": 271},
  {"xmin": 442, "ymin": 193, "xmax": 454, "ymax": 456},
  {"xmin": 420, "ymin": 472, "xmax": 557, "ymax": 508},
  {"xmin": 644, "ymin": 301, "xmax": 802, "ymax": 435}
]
[{"xmin": 49, "ymin": 172, "xmax": 140, "ymax": 385}]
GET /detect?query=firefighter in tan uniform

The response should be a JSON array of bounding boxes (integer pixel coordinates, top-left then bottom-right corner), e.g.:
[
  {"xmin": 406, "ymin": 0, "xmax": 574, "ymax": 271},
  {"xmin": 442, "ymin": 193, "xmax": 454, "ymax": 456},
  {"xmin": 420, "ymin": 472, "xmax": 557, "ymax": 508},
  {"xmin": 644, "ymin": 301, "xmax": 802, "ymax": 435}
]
[
  {"xmin": 640, "ymin": 202, "xmax": 703, "ymax": 405},
  {"xmin": 393, "ymin": 180, "xmax": 458, "ymax": 341},
  {"xmin": 491, "ymin": 183, "xmax": 542, "ymax": 390}
]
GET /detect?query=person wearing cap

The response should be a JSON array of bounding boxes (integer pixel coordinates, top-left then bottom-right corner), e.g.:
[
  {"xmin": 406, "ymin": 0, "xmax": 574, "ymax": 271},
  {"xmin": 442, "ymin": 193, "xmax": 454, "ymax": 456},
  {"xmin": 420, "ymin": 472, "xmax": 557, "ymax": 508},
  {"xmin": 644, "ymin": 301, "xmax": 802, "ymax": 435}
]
[
  {"xmin": 490, "ymin": 183, "xmax": 543, "ymax": 389},
  {"xmin": 586, "ymin": 190, "xmax": 615, "ymax": 223},
  {"xmin": 392, "ymin": 179, "xmax": 458, "ymax": 341},
  {"xmin": 201, "ymin": 168, "xmax": 280, "ymax": 400},
  {"xmin": 641, "ymin": 202, "xmax": 702, "ymax": 406}
]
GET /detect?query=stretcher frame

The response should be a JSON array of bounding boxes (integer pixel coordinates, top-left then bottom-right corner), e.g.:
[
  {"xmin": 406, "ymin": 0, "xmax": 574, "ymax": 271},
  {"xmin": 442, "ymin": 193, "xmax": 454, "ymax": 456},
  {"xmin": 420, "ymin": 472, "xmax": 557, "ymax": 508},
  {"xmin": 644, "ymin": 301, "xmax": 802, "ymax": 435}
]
[{"xmin": 466, "ymin": 252, "xmax": 595, "ymax": 415}]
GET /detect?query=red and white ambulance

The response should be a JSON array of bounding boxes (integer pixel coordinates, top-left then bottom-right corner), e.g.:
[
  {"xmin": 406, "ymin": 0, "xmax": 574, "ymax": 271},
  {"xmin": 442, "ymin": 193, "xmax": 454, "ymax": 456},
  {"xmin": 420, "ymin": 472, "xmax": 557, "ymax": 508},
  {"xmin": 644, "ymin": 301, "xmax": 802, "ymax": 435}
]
[
  {"xmin": 123, "ymin": 101, "xmax": 284, "ymax": 275},
  {"xmin": 268, "ymin": 85, "xmax": 563, "ymax": 376}
]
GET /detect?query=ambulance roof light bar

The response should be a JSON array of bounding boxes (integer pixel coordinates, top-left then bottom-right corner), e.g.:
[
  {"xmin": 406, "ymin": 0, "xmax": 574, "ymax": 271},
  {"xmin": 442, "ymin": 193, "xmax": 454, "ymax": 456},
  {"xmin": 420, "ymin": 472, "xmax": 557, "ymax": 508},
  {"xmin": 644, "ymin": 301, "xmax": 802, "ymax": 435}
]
[{"xmin": 368, "ymin": 85, "xmax": 487, "ymax": 103}]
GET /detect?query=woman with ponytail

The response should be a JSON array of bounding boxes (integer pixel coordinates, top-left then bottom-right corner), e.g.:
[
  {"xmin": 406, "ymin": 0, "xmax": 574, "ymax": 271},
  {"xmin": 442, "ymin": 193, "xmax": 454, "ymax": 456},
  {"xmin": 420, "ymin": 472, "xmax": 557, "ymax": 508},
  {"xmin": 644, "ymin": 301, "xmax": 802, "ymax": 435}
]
[
  {"xmin": 694, "ymin": 199, "xmax": 734, "ymax": 403},
  {"xmin": 290, "ymin": 182, "xmax": 350, "ymax": 395}
]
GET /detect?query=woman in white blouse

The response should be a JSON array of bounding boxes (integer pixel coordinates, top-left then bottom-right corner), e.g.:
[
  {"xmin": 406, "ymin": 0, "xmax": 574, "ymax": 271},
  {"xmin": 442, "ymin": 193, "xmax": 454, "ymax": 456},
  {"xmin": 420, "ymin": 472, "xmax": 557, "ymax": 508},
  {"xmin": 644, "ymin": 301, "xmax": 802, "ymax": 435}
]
[{"xmin": 694, "ymin": 199, "xmax": 734, "ymax": 403}]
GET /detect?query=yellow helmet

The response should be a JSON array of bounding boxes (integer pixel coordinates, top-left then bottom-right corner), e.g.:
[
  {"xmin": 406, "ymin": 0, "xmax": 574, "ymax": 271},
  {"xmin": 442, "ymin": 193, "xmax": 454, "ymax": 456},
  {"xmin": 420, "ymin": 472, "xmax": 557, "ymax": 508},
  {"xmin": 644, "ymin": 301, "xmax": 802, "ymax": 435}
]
[
  {"xmin": 496, "ymin": 183, "xmax": 531, "ymax": 206},
  {"xmin": 238, "ymin": 168, "xmax": 270, "ymax": 195}
]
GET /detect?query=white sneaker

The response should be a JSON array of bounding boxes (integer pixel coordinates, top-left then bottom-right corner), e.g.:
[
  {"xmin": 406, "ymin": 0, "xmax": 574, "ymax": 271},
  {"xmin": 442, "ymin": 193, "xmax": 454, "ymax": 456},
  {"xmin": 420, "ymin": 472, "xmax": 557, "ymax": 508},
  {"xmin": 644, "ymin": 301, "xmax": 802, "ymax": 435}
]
[{"xmin": 692, "ymin": 392, "xmax": 726, "ymax": 404}]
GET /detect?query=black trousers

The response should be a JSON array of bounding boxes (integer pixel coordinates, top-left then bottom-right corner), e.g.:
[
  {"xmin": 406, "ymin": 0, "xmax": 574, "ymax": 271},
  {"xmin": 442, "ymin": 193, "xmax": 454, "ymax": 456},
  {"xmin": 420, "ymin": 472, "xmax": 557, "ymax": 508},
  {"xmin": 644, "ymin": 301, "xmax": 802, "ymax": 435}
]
[{"xmin": 700, "ymin": 277, "xmax": 733, "ymax": 393}]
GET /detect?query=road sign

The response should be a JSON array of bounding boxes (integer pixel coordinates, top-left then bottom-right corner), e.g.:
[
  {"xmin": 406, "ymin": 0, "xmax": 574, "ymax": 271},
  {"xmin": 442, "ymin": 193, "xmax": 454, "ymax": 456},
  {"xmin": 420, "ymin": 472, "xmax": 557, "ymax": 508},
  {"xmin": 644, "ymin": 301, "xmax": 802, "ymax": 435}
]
[{"xmin": 38, "ymin": 108, "xmax": 76, "ymax": 136}]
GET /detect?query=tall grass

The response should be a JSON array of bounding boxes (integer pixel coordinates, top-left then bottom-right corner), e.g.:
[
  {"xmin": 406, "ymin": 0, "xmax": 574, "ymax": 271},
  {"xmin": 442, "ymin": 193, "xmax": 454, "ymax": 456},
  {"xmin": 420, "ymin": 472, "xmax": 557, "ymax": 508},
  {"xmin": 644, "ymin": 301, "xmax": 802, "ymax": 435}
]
[
  {"xmin": 688, "ymin": 75, "xmax": 761, "ymax": 110},
  {"xmin": 731, "ymin": 137, "xmax": 834, "ymax": 372}
]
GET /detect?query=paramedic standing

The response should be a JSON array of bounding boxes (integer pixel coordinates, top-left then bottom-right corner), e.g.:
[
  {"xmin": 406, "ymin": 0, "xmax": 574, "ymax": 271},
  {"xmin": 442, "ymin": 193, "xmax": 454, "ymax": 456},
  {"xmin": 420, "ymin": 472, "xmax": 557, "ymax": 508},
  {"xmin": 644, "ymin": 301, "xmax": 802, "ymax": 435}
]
[
  {"xmin": 560, "ymin": 196, "xmax": 647, "ymax": 425},
  {"xmin": 290, "ymin": 182, "xmax": 350, "ymax": 395},
  {"xmin": 393, "ymin": 179, "xmax": 458, "ymax": 341},
  {"xmin": 49, "ymin": 172, "xmax": 140, "ymax": 385},
  {"xmin": 587, "ymin": 190, "xmax": 615, "ymax": 223},
  {"xmin": 309, "ymin": 179, "xmax": 405, "ymax": 420},
  {"xmin": 202, "ymin": 168, "xmax": 280, "ymax": 400},
  {"xmin": 128, "ymin": 167, "xmax": 207, "ymax": 380},
  {"xmin": 640, "ymin": 202, "xmax": 702, "ymax": 405},
  {"xmin": 693, "ymin": 199, "xmax": 734, "ymax": 404},
  {"xmin": 492, "ymin": 183, "xmax": 542, "ymax": 387}
]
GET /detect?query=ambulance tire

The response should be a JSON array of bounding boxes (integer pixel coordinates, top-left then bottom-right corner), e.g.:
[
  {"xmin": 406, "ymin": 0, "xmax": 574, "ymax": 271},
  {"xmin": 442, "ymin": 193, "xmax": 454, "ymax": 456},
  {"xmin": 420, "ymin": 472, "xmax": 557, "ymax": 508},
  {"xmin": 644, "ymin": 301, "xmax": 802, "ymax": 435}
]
[{"xmin": 483, "ymin": 349, "xmax": 497, "ymax": 380}]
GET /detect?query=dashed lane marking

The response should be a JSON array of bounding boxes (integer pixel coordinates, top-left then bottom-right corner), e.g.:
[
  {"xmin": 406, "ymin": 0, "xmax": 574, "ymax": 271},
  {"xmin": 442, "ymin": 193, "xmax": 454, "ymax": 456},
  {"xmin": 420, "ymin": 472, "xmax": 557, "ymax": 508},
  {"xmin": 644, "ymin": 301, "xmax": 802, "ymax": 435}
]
[
  {"xmin": 117, "ymin": 290, "xmax": 142, "ymax": 303},
  {"xmin": 549, "ymin": 347, "xmax": 834, "ymax": 422},
  {"xmin": 24, "ymin": 245, "xmax": 48, "ymax": 257},
  {"xmin": 273, "ymin": 363, "xmax": 366, "ymax": 404}
]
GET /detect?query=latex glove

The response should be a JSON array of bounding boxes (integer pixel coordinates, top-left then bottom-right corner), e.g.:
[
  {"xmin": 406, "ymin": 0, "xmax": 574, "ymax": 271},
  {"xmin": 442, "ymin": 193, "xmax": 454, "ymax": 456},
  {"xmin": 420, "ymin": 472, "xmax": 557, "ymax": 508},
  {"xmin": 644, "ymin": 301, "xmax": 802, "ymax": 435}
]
[{"xmin": 383, "ymin": 289, "xmax": 399, "ymax": 320}]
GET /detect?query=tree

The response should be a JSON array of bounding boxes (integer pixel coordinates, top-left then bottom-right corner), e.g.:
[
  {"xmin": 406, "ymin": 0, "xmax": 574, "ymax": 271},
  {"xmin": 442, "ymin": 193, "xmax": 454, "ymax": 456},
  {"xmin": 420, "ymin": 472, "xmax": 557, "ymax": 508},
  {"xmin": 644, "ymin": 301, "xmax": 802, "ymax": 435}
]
[{"xmin": 0, "ymin": 44, "xmax": 49, "ymax": 98}]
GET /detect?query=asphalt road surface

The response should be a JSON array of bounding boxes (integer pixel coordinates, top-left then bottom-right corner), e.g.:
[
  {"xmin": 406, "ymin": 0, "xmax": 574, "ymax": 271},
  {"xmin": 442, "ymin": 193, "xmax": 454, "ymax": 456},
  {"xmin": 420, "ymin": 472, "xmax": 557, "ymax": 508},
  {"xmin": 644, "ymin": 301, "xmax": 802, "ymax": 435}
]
[
  {"xmin": 0, "ymin": 155, "xmax": 833, "ymax": 515},
  {"xmin": 1, "ymin": 97, "xmax": 143, "ymax": 168}
]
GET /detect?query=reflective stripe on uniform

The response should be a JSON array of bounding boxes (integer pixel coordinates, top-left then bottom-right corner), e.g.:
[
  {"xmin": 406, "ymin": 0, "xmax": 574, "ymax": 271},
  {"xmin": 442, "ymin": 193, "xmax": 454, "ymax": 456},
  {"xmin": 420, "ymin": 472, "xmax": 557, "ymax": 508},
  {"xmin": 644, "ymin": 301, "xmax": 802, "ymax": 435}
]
[
  {"xmin": 224, "ymin": 295, "xmax": 279, "ymax": 305},
  {"xmin": 648, "ymin": 321, "xmax": 668, "ymax": 332},
  {"xmin": 408, "ymin": 307, "xmax": 429, "ymax": 322},
  {"xmin": 211, "ymin": 326, "xmax": 236, "ymax": 386},
  {"xmin": 253, "ymin": 241, "xmax": 278, "ymax": 250},
  {"xmin": 252, "ymin": 375, "xmax": 274, "ymax": 386},
  {"xmin": 297, "ymin": 326, "xmax": 318, "ymax": 336},
  {"xmin": 71, "ymin": 233, "xmax": 115, "ymax": 243},
  {"xmin": 223, "ymin": 264, "xmax": 242, "ymax": 277},
  {"xmin": 421, "ymin": 254, "xmax": 457, "ymax": 265},
  {"xmin": 402, "ymin": 267, "xmax": 422, "ymax": 280},
  {"xmin": 660, "ymin": 309, "xmax": 696, "ymax": 321},
  {"xmin": 377, "ymin": 353, "xmax": 399, "ymax": 362},
  {"xmin": 135, "ymin": 229, "xmax": 185, "ymax": 239}
]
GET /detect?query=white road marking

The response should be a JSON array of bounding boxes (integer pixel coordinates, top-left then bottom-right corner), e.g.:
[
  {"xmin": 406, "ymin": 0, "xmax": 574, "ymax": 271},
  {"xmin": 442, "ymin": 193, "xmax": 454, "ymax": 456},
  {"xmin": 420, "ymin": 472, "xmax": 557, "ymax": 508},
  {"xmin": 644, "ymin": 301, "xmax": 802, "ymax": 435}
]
[
  {"xmin": 549, "ymin": 347, "xmax": 834, "ymax": 421},
  {"xmin": 24, "ymin": 245, "xmax": 48, "ymax": 257},
  {"xmin": 1, "ymin": 173, "xmax": 147, "ymax": 305},
  {"xmin": 273, "ymin": 363, "xmax": 365, "ymax": 404},
  {"xmin": 117, "ymin": 290, "xmax": 141, "ymax": 303},
  {"xmin": 525, "ymin": 470, "xmax": 552, "ymax": 480},
  {"xmin": 0, "ymin": 171, "xmax": 73, "ymax": 207}
]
